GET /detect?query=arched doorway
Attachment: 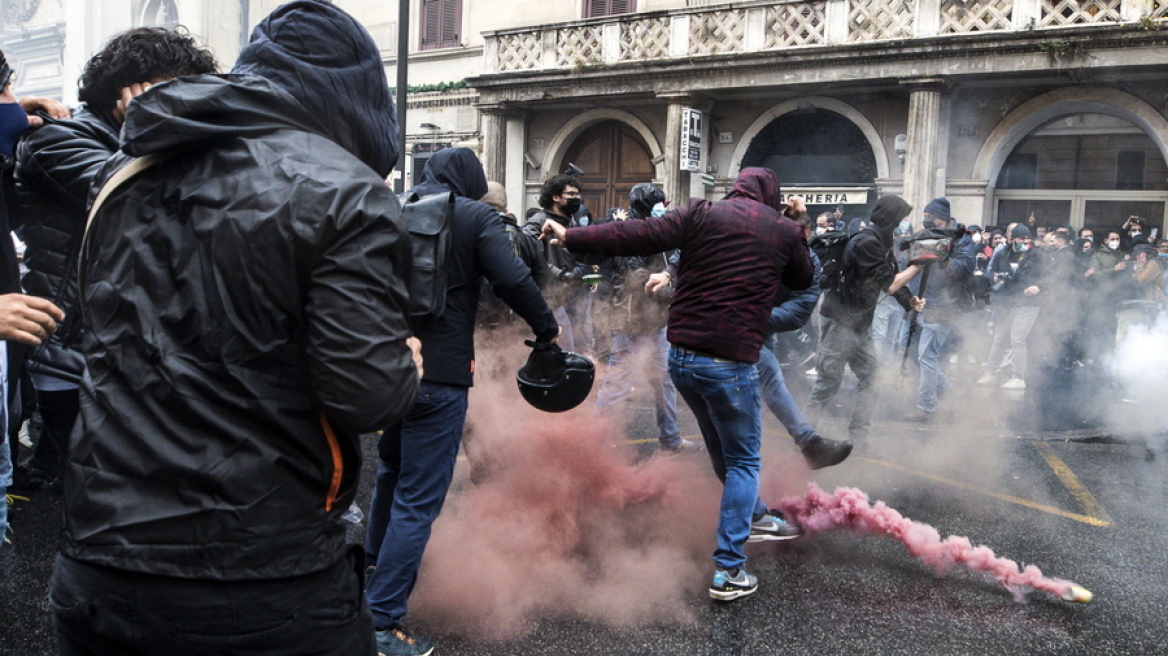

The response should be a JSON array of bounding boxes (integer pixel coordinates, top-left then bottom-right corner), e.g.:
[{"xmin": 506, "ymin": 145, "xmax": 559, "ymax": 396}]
[
  {"xmin": 740, "ymin": 109, "xmax": 878, "ymax": 222},
  {"xmin": 994, "ymin": 113, "xmax": 1168, "ymax": 235},
  {"xmin": 561, "ymin": 121, "xmax": 654, "ymax": 219}
]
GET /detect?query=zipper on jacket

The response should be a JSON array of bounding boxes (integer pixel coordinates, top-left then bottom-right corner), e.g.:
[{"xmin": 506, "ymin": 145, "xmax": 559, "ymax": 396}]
[{"xmin": 320, "ymin": 411, "xmax": 343, "ymax": 512}]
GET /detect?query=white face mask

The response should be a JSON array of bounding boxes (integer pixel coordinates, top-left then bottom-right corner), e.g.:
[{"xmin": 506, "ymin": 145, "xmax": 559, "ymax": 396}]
[
  {"xmin": 815, "ymin": 226, "xmax": 828, "ymax": 235},
  {"xmin": 1108, "ymin": 240, "xmax": 1120, "ymax": 250},
  {"xmin": 971, "ymin": 233, "xmax": 982, "ymax": 244}
]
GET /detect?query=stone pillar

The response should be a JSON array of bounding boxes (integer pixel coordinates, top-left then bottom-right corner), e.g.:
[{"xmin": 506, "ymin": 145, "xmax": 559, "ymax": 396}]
[
  {"xmin": 661, "ymin": 93, "xmax": 695, "ymax": 205},
  {"xmin": 901, "ymin": 78, "xmax": 949, "ymax": 217},
  {"xmin": 479, "ymin": 104, "xmax": 508, "ymax": 184},
  {"xmin": 504, "ymin": 110, "xmax": 529, "ymax": 215}
]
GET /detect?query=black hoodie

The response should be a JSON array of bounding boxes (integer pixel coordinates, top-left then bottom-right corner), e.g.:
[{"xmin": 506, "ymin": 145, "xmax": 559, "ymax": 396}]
[
  {"xmin": 69, "ymin": 3, "xmax": 416, "ymax": 580},
  {"xmin": 232, "ymin": 0, "xmax": 398, "ymax": 177},
  {"xmin": 409, "ymin": 148, "xmax": 558, "ymax": 386},
  {"xmin": 822, "ymin": 195, "xmax": 914, "ymax": 328}
]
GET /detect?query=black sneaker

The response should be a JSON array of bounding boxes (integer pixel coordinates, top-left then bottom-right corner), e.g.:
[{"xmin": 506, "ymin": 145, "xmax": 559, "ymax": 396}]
[
  {"xmin": 800, "ymin": 434, "xmax": 853, "ymax": 470},
  {"xmin": 10, "ymin": 463, "xmax": 53, "ymax": 491},
  {"xmin": 375, "ymin": 627, "xmax": 433, "ymax": 656},
  {"xmin": 709, "ymin": 567, "xmax": 758, "ymax": 601},
  {"xmin": 747, "ymin": 510, "xmax": 802, "ymax": 543}
]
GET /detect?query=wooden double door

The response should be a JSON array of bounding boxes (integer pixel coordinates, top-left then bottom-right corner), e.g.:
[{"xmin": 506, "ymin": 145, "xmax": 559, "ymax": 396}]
[{"xmin": 561, "ymin": 121, "xmax": 655, "ymax": 220}]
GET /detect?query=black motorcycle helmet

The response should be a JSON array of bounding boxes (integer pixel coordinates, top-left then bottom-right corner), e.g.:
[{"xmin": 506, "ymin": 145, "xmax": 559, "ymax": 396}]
[{"xmin": 516, "ymin": 340, "xmax": 594, "ymax": 412}]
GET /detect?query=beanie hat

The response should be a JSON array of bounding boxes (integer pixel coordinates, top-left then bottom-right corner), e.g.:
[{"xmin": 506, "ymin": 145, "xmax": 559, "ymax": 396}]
[
  {"xmin": 1010, "ymin": 224, "xmax": 1031, "ymax": 239},
  {"xmin": 923, "ymin": 197, "xmax": 951, "ymax": 223}
]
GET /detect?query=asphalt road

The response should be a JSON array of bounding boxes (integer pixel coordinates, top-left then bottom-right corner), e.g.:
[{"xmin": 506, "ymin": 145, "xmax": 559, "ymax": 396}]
[{"xmin": 2, "ymin": 359, "xmax": 1165, "ymax": 656}]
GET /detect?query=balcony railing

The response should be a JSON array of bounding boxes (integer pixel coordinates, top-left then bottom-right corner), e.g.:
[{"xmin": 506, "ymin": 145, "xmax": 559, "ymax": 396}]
[{"xmin": 483, "ymin": 0, "xmax": 1166, "ymax": 72}]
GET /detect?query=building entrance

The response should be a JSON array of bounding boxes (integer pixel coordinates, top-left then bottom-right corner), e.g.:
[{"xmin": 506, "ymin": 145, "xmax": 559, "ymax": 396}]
[{"xmin": 561, "ymin": 121, "xmax": 655, "ymax": 219}]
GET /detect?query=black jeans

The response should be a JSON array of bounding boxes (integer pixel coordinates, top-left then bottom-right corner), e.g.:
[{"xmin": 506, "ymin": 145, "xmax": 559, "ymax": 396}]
[{"xmin": 51, "ymin": 548, "xmax": 376, "ymax": 656}]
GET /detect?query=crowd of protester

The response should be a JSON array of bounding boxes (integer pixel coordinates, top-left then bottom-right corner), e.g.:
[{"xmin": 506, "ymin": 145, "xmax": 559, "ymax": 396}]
[{"xmin": 1, "ymin": 2, "xmax": 1165, "ymax": 655}]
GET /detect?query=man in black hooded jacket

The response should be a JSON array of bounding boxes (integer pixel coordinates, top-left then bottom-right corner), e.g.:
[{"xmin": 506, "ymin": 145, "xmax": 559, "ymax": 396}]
[
  {"xmin": 51, "ymin": 3, "xmax": 418, "ymax": 655},
  {"xmin": 364, "ymin": 147, "xmax": 558, "ymax": 656},
  {"xmin": 808, "ymin": 195, "xmax": 925, "ymax": 441}
]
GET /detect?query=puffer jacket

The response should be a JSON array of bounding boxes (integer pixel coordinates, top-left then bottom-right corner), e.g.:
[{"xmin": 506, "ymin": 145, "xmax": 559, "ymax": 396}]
[
  {"xmin": 14, "ymin": 105, "xmax": 119, "ymax": 358},
  {"xmin": 65, "ymin": 3, "xmax": 416, "ymax": 582}
]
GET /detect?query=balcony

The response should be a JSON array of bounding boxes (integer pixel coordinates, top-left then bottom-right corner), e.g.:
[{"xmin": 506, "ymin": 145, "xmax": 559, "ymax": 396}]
[{"xmin": 482, "ymin": 0, "xmax": 1166, "ymax": 73}]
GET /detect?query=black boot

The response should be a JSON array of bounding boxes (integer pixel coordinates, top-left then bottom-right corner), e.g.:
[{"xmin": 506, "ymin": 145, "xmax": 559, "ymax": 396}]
[{"xmin": 800, "ymin": 434, "xmax": 853, "ymax": 470}]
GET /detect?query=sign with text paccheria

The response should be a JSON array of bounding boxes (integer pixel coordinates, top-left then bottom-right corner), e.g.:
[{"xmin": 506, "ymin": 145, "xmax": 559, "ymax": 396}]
[{"xmin": 779, "ymin": 188, "xmax": 868, "ymax": 206}]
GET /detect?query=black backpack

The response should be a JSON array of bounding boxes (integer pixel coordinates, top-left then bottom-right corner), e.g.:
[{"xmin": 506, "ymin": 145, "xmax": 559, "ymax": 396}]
[
  {"xmin": 399, "ymin": 190, "xmax": 455, "ymax": 328},
  {"xmin": 808, "ymin": 230, "xmax": 851, "ymax": 295}
]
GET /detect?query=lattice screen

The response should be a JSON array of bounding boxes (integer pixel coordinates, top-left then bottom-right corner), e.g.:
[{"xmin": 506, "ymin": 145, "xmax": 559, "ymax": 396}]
[
  {"xmin": 689, "ymin": 9, "xmax": 747, "ymax": 55},
  {"xmin": 848, "ymin": 0, "xmax": 914, "ymax": 41},
  {"xmin": 557, "ymin": 25, "xmax": 604, "ymax": 66},
  {"xmin": 1039, "ymin": 0, "xmax": 1122, "ymax": 26},
  {"xmin": 496, "ymin": 32, "xmax": 542, "ymax": 71},
  {"xmin": 623, "ymin": 17, "xmax": 672, "ymax": 60},
  {"xmin": 765, "ymin": 1, "xmax": 827, "ymax": 48},
  {"xmin": 941, "ymin": 0, "xmax": 1013, "ymax": 33}
]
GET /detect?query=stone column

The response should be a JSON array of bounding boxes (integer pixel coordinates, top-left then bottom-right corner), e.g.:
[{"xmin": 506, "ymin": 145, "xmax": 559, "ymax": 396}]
[
  {"xmin": 901, "ymin": 78, "xmax": 949, "ymax": 217},
  {"xmin": 479, "ymin": 104, "xmax": 508, "ymax": 184},
  {"xmin": 660, "ymin": 93, "xmax": 696, "ymax": 205}
]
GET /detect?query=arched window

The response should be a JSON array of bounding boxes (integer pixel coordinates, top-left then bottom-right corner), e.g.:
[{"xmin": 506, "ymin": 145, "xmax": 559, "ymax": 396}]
[{"xmin": 995, "ymin": 113, "xmax": 1168, "ymax": 234}]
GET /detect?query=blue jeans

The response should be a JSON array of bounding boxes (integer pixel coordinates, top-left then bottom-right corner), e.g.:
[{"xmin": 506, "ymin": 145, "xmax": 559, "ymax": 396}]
[
  {"xmin": 595, "ymin": 328, "xmax": 681, "ymax": 446},
  {"xmin": 0, "ymin": 424, "xmax": 9, "ymax": 544},
  {"xmin": 871, "ymin": 296, "xmax": 906, "ymax": 364},
  {"xmin": 916, "ymin": 322, "xmax": 951, "ymax": 412},
  {"xmin": 669, "ymin": 347, "xmax": 762, "ymax": 571},
  {"xmin": 365, "ymin": 382, "xmax": 468, "ymax": 629},
  {"xmin": 757, "ymin": 346, "xmax": 815, "ymax": 445}
]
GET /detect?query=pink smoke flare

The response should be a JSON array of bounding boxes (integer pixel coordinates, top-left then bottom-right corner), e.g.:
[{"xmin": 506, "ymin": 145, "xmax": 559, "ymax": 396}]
[{"xmin": 776, "ymin": 483, "xmax": 1084, "ymax": 603}]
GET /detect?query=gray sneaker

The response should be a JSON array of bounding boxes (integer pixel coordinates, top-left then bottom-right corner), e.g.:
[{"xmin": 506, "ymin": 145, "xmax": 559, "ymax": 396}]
[
  {"xmin": 747, "ymin": 510, "xmax": 802, "ymax": 543},
  {"xmin": 709, "ymin": 567, "xmax": 758, "ymax": 601},
  {"xmin": 660, "ymin": 438, "xmax": 704, "ymax": 453}
]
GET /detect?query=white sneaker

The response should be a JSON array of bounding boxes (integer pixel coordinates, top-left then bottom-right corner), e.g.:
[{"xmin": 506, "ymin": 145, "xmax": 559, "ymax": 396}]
[
  {"xmin": 1001, "ymin": 378, "xmax": 1026, "ymax": 390},
  {"xmin": 976, "ymin": 374, "xmax": 996, "ymax": 386}
]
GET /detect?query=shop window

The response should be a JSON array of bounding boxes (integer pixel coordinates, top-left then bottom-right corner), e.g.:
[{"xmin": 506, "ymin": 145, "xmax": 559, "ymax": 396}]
[
  {"xmin": 420, "ymin": 0, "xmax": 461, "ymax": 51},
  {"xmin": 584, "ymin": 0, "xmax": 636, "ymax": 19}
]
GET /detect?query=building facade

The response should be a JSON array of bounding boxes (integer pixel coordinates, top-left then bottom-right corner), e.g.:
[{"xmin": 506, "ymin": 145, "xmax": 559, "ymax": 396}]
[{"xmin": 5, "ymin": 0, "xmax": 1168, "ymax": 234}]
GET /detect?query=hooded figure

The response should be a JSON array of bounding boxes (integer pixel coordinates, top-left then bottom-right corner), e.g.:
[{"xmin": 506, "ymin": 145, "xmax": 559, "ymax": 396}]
[
  {"xmin": 363, "ymin": 147, "xmax": 556, "ymax": 651},
  {"xmin": 59, "ymin": 4, "xmax": 420, "ymax": 653},
  {"xmin": 629, "ymin": 182, "xmax": 666, "ymax": 219},
  {"xmin": 232, "ymin": 0, "xmax": 397, "ymax": 176}
]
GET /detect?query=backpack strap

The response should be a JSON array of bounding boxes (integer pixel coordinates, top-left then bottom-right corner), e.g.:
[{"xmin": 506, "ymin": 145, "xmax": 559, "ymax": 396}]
[{"xmin": 78, "ymin": 153, "xmax": 171, "ymax": 302}]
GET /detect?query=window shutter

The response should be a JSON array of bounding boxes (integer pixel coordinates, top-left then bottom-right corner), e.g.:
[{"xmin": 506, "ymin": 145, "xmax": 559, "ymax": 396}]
[
  {"xmin": 439, "ymin": 0, "xmax": 461, "ymax": 48},
  {"xmin": 585, "ymin": 0, "xmax": 635, "ymax": 18},
  {"xmin": 420, "ymin": 0, "xmax": 440, "ymax": 50}
]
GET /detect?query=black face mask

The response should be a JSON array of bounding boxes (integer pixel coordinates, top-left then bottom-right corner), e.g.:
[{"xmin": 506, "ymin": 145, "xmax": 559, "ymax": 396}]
[{"xmin": 562, "ymin": 198, "xmax": 582, "ymax": 216}]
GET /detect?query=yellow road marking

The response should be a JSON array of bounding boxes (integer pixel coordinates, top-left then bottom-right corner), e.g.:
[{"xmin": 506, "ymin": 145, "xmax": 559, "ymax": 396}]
[
  {"xmin": 1032, "ymin": 442, "xmax": 1114, "ymax": 526},
  {"xmin": 860, "ymin": 456, "xmax": 1112, "ymax": 527}
]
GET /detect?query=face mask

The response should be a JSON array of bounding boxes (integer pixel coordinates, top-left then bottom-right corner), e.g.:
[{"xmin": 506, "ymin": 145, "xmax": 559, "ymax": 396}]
[
  {"xmin": 1107, "ymin": 240, "xmax": 1120, "ymax": 250},
  {"xmin": 1013, "ymin": 242, "xmax": 1030, "ymax": 253},
  {"xmin": 0, "ymin": 102, "xmax": 28, "ymax": 158},
  {"xmin": 577, "ymin": 215, "xmax": 589, "ymax": 227},
  {"xmin": 815, "ymin": 226, "xmax": 828, "ymax": 235},
  {"xmin": 971, "ymin": 233, "xmax": 982, "ymax": 244},
  {"xmin": 1082, "ymin": 237, "xmax": 1093, "ymax": 243},
  {"xmin": 1158, "ymin": 252, "xmax": 1168, "ymax": 261},
  {"xmin": 562, "ymin": 198, "xmax": 582, "ymax": 216},
  {"xmin": 898, "ymin": 220, "xmax": 910, "ymax": 233},
  {"xmin": 651, "ymin": 202, "xmax": 667, "ymax": 218}
]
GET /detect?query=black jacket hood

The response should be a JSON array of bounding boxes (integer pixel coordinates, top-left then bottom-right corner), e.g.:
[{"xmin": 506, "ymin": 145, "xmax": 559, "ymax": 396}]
[
  {"xmin": 869, "ymin": 195, "xmax": 912, "ymax": 241},
  {"xmin": 231, "ymin": 0, "xmax": 397, "ymax": 177},
  {"xmin": 628, "ymin": 183, "xmax": 665, "ymax": 219},
  {"xmin": 120, "ymin": 74, "xmax": 329, "ymax": 157},
  {"xmin": 416, "ymin": 147, "xmax": 487, "ymax": 200}
]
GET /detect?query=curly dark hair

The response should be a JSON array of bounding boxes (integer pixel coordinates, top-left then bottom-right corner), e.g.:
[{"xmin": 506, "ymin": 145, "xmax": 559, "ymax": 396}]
[
  {"xmin": 78, "ymin": 27, "xmax": 219, "ymax": 118},
  {"xmin": 538, "ymin": 174, "xmax": 580, "ymax": 210}
]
